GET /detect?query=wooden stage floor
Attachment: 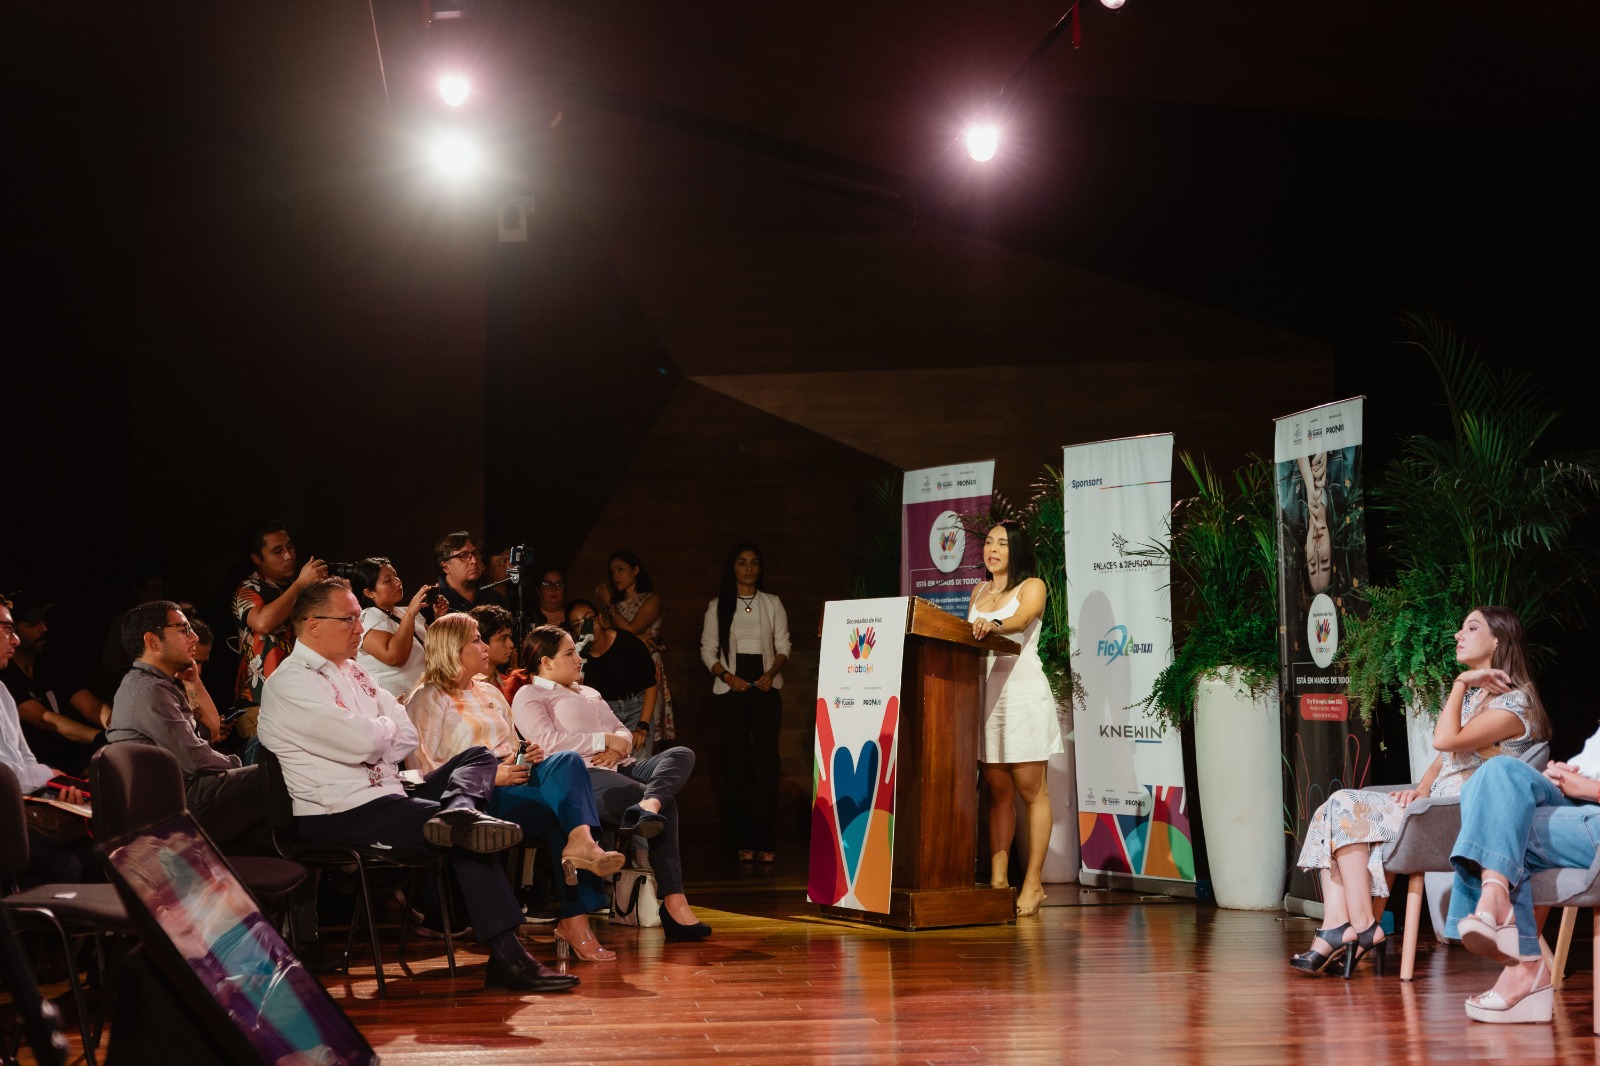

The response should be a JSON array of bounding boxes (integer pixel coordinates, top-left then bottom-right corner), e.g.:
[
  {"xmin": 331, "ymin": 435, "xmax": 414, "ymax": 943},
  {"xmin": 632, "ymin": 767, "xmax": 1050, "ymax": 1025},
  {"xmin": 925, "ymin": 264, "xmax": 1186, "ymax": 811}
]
[{"xmin": 18, "ymin": 863, "xmax": 1600, "ymax": 1064}]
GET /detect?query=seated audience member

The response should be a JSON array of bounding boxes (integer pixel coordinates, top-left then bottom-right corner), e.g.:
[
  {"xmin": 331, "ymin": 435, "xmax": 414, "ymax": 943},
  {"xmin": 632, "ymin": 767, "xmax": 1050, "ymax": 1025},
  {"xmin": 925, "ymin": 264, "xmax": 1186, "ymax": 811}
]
[
  {"xmin": 468, "ymin": 604, "xmax": 518, "ymax": 686},
  {"xmin": 232, "ymin": 520, "xmax": 328, "ymax": 709},
  {"xmin": 0, "ymin": 594, "xmax": 98, "ymax": 884},
  {"xmin": 0, "ymin": 589, "xmax": 109, "ymax": 776},
  {"xmin": 564, "ymin": 599, "xmax": 658, "ymax": 755},
  {"xmin": 106, "ymin": 600, "xmax": 273, "ymax": 853},
  {"xmin": 534, "ymin": 568, "xmax": 568, "ymax": 626},
  {"xmin": 1291, "ymin": 607, "xmax": 1541, "ymax": 979},
  {"xmin": 256, "ymin": 579, "xmax": 575, "ymax": 992},
  {"xmin": 408, "ymin": 614, "xmax": 625, "ymax": 961},
  {"xmin": 431, "ymin": 531, "xmax": 506, "ymax": 618},
  {"xmin": 1446, "ymin": 728, "xmax": 1600, "ymax": 1024},
  {"xmin": 352, "ymin": 557, "xmax": 433, "ymax": 700},
  {"xmin": 180, "ymin": 614, "xmax": 227, "ymax": 744},
  {"xmin": 509, "ymin": 624, "xmax": 710, "ymax": 941}
]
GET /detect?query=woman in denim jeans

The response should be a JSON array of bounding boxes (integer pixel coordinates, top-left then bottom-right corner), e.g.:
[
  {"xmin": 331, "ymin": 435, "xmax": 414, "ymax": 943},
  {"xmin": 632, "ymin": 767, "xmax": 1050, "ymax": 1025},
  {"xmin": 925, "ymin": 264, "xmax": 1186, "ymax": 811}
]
[{"xmin": 1450, "ymin": 731, "xmax": 1600, "ymax": 1023}]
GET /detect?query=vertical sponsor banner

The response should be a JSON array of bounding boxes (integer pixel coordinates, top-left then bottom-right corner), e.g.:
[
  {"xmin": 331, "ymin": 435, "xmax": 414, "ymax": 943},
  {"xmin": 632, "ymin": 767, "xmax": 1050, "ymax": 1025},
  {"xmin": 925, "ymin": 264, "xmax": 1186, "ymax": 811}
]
[
  {"xmin": 1275, "ymin": 398, "xmax": 1370, "ymax": 903},
  {"xmin": 1064, "ymin": 434, "xmax": 1194, "ymax": 885},
  {"xmin": 901, "ymin": 461, "xmax": 996, "ymax": 615},
  {"xmin": 808, "ymin": 597, "xmax": 909, "ymax": 914}
]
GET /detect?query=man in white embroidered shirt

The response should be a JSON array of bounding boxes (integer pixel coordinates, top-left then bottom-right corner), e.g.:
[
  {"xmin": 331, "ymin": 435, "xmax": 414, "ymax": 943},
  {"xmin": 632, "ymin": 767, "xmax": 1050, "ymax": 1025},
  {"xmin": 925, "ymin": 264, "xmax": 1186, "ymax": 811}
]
[{"xmin": 258, "ymin": 579, "xmax": 576, "ymax": 993}]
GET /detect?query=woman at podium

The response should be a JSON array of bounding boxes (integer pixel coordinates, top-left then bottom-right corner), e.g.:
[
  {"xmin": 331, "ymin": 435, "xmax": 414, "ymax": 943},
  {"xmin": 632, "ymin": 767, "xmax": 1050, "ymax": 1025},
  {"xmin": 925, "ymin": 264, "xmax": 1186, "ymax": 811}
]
[{"xmin": 967, "ymin": 520, "xmax": 1064, "ymax": 917}]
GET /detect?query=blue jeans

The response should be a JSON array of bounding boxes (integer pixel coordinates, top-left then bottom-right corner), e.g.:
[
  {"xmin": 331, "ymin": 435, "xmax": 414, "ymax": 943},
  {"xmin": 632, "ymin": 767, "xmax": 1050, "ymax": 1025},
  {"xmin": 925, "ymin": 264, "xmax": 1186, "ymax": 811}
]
[
  {"xmin": 607, "ymin": 693, "xmax": 653, "ymax": 757},
  {"xmin": 488, "ymin": 750, "xmax": 607, "ymax": 919},
  {"xmin": 1447, "ymin": 756, "xmax": 1600, "ymax": 956}
]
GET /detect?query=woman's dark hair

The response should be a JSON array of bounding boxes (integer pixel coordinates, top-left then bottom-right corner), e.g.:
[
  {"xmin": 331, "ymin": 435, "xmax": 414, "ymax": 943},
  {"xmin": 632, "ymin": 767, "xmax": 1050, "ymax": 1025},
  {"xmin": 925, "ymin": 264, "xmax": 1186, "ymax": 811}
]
[
  {"xmin": 985, "ymin": 520, "xmax": 1037, "ymax": 594},
  {"xmin": 607, "ymin": 550, "xmax": 654, "ymax": 596},
  {"xmin": 716, "ymin": 542, "xmax": 763, "ymax": 663},
  {"xmin": 521, "ymin": 624, "xmax": 571, "ymax": 676},
  {"xmin": 1476, "ymin": 605, "xmax": 1551, "ymax": 741},
  {"xmin": 351, "ymin": 557, "xmax": 392, "ymax": 611}
]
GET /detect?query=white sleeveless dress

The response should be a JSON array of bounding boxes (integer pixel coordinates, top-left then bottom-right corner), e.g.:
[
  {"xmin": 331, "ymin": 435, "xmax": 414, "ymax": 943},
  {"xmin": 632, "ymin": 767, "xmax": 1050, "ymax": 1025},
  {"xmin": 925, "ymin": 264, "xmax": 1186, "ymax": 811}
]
[{"xmin": 968, "ymin": 585, "xmax": 1066, "ymax": 763}]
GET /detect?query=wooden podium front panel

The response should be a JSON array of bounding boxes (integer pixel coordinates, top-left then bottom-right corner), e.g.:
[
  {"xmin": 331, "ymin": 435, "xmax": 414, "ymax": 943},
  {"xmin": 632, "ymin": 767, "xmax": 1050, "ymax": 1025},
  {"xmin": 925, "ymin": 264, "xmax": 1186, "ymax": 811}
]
[{"xmin": 893, "ymin": 636, "xmax": 984, "ymax": 891}]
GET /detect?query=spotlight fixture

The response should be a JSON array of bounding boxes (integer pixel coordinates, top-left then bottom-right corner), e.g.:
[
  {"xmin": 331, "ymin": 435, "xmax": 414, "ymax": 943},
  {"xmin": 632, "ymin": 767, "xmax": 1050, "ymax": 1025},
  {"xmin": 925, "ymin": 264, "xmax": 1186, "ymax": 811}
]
[
  {"xmin": 1100, "ymin": 0, "xmax": 1126, "ymax": 8},
  {"xmin": 965, "ymin": 125, "xmax": 999, "ymax": 163},
  {"xmin": 428, "ymin": 132, "xmax": 481, "ymax": 178},
  {"xmin": 439, "ymin": 75, "xmax": 470, "ymax": 107}
]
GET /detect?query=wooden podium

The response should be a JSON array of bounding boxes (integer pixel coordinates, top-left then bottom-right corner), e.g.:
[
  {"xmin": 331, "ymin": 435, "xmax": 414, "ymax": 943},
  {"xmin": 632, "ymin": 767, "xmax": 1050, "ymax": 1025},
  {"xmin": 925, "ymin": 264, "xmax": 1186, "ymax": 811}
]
[{"xmin": 821, "ymin": 597, "xmax": 1020, "ymax": 930}]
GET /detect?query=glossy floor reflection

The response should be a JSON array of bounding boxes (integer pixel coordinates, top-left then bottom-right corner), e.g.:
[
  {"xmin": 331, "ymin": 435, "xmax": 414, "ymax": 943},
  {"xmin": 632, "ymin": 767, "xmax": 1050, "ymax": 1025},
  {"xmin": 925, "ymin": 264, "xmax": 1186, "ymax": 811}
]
[{"xmin": 21, "ymin": 862, "xmax": 1598, "ymax": 1064}]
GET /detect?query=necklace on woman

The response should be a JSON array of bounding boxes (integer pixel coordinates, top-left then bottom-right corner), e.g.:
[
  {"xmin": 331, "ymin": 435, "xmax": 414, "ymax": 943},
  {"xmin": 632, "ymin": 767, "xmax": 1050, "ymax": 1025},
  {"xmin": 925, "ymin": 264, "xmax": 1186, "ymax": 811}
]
[{"xmin": 737, "ymin": 593, "xmax": 756, "ymax": 613}]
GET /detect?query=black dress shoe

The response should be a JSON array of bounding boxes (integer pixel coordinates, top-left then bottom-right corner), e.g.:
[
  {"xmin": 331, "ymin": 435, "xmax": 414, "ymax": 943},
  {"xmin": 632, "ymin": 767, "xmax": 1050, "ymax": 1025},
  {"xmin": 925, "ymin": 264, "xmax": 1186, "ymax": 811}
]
[
  {"xmin": 620, "ymin": 804, "xmax": 667, "ymax": 839},
  {"xmin": 660, "ymin": 908, "xmax": 712, "ymax": 942},
  {"xmin": 424, "ymin": 808, "xmax": 524, "ymax": 853},
  {"xmin": 484, "ymin": 953, "xmax": 581, "ymax": 992}
]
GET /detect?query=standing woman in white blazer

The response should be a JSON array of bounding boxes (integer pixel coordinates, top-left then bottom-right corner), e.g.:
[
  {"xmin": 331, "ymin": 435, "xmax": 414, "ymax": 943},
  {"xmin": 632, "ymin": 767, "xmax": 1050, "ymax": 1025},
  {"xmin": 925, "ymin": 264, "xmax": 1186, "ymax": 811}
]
[{"xmin": 700, "ymin": 543, "xmax": 790, "ymax": 864}]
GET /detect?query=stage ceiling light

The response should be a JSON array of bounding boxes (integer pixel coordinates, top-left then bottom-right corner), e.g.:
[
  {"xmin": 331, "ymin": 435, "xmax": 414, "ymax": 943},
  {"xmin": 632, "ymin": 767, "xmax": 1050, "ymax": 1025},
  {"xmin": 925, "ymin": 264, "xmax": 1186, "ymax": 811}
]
[
  {"xmin": 1101, "ymin": 0, "xmax": 1127, "ymax": 9},
  {"xmin": 439, "ymin": 76, "xmax": 470, "ymax": 107},
  {"xmin": 965, "ymin": 125, "xmax": 999, "ymax": 163},
  {"xmin": 428, "ymin": 132, "xmax": 481, "ymax": 178}
]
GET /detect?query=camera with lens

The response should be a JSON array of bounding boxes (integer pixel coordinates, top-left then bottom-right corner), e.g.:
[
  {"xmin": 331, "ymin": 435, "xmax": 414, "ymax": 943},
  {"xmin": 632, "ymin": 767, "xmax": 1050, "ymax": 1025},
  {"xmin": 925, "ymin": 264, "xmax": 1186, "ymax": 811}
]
[
  {"xmin": 327, "ymin": 561, "xmax": 360, "ymax": 581},
  {"xmin": 507, "ymin": 544, "xmax": 525, "ymax": 582},
  {"xmin": 565, "ymin": 615, "xmax": 594, "ymax": 638}
]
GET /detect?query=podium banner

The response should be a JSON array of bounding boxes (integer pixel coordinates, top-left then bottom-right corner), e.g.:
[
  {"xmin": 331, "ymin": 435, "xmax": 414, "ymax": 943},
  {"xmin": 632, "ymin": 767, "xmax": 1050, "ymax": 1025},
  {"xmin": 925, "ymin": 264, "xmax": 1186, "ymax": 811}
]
[
  {"xmin": 1064, "ymin": 434, "xmax": 1194, "ymax": 883},
  {"xmin": 1274, "ymin": 398, "xmax": 1371, "ymax": 903},
  {"xmin": 901, "ymin": 461, "xmax": 995, "ymax": 615},
  {"xmin": 808, "ymin": 597, "xmax": 909, "ymax": 914}
]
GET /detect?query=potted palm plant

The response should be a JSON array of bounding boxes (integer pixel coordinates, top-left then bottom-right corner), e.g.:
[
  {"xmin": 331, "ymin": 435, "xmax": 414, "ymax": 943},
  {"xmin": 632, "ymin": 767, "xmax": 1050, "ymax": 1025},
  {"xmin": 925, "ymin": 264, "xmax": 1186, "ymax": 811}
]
[
  {"xmin": 1344, "ymin": 313, "xmax": 1600, "ymax": 770},
  {"xmin": 1138, "ymin": 452, "xmax": 1282, "ymax": 909}
]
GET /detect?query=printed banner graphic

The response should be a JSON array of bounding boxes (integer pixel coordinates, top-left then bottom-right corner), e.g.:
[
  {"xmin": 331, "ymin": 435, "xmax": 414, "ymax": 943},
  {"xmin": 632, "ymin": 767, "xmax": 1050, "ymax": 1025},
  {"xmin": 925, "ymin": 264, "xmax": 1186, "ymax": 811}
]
[
  {"xmin": 1275, "ymin": 397, "xmax": 1371, "ymax": 903},
  {"xmin": 1063, "ymin": 434, "xmax": 1193, "ymax": 882},
  {"xmin": 901, "ymin": 461, "xmax": 995, "ymax": 615},
  {"xmin": 809, "ymin": 597, "xmax": 909, "ymax": 913}
]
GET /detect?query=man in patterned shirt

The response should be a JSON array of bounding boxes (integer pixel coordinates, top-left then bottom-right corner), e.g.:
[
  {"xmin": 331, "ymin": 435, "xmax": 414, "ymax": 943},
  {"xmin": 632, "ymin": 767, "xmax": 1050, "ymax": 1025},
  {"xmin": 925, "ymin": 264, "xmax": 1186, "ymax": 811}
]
[{"xmin": 231, "ymin": 520, "xmax": 327, "ymax": 709}]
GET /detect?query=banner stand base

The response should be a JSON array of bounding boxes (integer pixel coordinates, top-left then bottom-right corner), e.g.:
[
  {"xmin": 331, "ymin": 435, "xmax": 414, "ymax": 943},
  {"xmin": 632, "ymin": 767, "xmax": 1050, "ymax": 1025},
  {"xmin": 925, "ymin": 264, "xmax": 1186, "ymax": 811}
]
[
  {"xmin": 1079, "ymin": 869, "xmax": 1200, "ymax": 899},
  {"xmin": 821, "ymin": 886, "xmax": 1015, "ymax": 931}
]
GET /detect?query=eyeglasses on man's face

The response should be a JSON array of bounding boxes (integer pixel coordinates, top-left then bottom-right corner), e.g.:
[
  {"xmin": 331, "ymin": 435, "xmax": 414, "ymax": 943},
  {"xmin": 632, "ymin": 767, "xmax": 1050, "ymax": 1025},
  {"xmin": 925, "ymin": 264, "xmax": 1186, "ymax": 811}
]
[
  {"xmin": 157, "ymin": 622, "xmax": 195, "ymax": 637},
  {"xmin": 309, "ymin": 615, "xmax": 361, "ymax": 627},
  {"xmin": 447, "ymin": 550, "xmax": 483, "ymax": 562}
]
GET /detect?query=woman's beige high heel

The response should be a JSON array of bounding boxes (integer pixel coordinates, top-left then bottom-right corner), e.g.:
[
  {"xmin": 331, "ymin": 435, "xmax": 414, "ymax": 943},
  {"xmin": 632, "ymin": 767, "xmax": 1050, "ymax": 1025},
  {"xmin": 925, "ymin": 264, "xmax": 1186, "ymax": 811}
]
[
  {"xmin": 560, "ymin": 847, "xmax": 626, "ymax": 885},
  {"xmin": 554, "ymin": 927, "xmax": 618, "ymax": 962}
]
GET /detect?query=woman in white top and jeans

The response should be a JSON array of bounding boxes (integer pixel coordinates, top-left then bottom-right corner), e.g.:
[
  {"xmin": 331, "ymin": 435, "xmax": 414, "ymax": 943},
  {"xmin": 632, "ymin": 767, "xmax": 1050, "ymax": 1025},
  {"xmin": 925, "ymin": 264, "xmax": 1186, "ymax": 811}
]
[
  {"xmin": 352, "ymin": 558, "xmax": 433, "ymax": 700},
  {"xmin": 700, "ymin": 543, "xmax": 790, "ymax": 864}
]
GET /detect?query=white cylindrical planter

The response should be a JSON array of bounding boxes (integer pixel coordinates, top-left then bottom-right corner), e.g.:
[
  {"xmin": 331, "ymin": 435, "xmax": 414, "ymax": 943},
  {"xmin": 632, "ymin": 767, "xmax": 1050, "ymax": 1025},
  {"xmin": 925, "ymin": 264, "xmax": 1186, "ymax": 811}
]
[{"xmin": 1195, "ymin": 670, "xmax": 1284, "ymax": 909}]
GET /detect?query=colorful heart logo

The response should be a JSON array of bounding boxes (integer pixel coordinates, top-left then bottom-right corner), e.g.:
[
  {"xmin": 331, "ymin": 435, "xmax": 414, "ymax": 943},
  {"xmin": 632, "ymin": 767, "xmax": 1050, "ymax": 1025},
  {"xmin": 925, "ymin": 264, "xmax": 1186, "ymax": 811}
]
[{"xmin": 832, "ymin": 741, "xmax": 879, "ymax": 881}]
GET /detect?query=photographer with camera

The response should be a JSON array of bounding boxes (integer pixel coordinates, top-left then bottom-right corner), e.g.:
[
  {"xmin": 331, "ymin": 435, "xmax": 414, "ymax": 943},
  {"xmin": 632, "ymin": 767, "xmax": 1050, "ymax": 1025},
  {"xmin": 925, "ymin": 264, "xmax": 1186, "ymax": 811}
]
[
  {"xmin": 430, "ymin": 531, "xmax": 506, "ymax": 619},
  {"xmin": 351, "ymin": 558, "xmax": 434, "ymax": 701},
  {"xmin": 230, "ymin": 520, "xmax": 328, "ymax": 709}
]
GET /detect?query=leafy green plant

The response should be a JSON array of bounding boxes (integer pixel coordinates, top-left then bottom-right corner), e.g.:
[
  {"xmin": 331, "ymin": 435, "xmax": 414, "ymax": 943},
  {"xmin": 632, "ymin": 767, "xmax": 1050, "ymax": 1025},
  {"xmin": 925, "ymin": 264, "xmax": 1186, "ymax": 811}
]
[
  {"xmin": 847, "ymin": 473, "xmax": 902, "ymax": 599},
  {"xmin": 1136, "ymin": 453, "xmax": 1279, "ymax": 729},
  {"xmin": 1344, "ymin": 312, "xmax": 1600, "ymax": 722}
]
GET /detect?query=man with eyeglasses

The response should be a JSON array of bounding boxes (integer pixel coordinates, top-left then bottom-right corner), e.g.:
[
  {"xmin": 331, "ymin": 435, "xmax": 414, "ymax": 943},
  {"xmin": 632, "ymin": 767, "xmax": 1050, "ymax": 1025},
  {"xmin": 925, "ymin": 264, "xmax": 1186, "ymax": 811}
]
[
  {"xmin": 430, "ymin": 530, "xmax": 506, "ymax": 619},
  {"xmin": 231, "ymin": 519, "xmax": 328, "ymax": 710},
  {"xmin": 107, "ymin": 600, "xmax": 272, "ymax": 851},
  {"xmin": 259, "ymin": 579, "xmax": 576, "ymax": 992}
]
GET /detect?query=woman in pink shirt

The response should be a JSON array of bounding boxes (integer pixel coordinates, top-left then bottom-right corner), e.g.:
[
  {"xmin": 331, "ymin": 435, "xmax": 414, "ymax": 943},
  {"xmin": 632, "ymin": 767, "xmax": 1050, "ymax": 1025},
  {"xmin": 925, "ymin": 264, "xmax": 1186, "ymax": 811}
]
[
  {"xmin": 509, "ymin": 625, "xmax": 710, "ymax": 941},
  {"xmin": 408, "ymin": 614, "xmax": 625, "ymax": 961}
]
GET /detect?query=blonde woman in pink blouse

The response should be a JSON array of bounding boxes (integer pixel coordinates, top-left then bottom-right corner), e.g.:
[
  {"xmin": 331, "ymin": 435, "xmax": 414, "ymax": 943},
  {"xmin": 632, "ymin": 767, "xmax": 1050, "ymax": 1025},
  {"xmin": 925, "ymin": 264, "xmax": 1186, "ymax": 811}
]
[
  {"xmin": 509, "ymin": 625, "xmax": 711, "ymax": 941},
  {"xmin": 408, "ymin": 614, "xmax": 625, "ymax": 962}
]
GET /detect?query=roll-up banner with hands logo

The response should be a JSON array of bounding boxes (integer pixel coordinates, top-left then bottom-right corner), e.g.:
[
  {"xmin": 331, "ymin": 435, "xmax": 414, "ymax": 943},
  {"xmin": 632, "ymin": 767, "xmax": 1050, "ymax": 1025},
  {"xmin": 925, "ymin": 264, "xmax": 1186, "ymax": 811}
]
[
  {"xmin": 809, "ymin": 597, "xmax": 908, "ymax": 913},
  {"xmin": 1064, "ymin": 434, "xmax": 1195, "ymax": 887},
  {"xmin": 1274, "ymin": 398, "xmax": 1371, "ymax": 905},
  {"xmin": 901, "ymin": 461, "xmax": 995, "ymax": 615}
]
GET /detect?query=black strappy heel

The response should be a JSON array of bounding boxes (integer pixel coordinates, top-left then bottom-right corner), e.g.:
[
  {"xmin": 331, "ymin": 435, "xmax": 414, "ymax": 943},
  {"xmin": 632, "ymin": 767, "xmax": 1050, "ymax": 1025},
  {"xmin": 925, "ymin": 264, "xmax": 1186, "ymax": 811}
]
[
  {"xmin": 1290, "ymin": 922, "xmax": 1351, "ymax": 976},
  {"xmin": 1341, "ymin": 922, "xmax": 1387, "ymax": 979}
]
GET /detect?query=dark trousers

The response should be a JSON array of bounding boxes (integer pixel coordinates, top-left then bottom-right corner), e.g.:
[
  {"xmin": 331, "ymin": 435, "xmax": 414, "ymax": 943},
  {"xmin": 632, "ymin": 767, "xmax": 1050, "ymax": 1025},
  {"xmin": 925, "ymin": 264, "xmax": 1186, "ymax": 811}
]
[
  {"xmin": 715, "ymin": 654, "xmax": 783, "ymax": 852},
  {"xmin": 488, "ymin": 750, "xmax": 606, "ymax": 918},
  {"xmin": 188, "ymin": 764, "xmax": 273, "ymax": 853},
  {"xmin": 21, "ymin": 827, "xmax": 100, "ymax": 886},
  {"xmin": 587, "ymin": 746, "xmax": 695, "ymax": 896},
  {"xmin": 294, "ymin": 746, "xmax": 523, "ymax": 943}
]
